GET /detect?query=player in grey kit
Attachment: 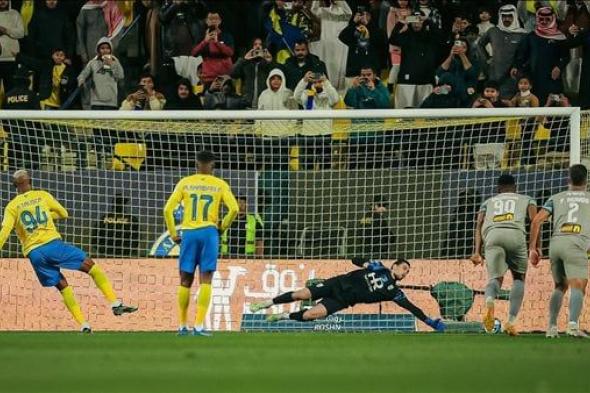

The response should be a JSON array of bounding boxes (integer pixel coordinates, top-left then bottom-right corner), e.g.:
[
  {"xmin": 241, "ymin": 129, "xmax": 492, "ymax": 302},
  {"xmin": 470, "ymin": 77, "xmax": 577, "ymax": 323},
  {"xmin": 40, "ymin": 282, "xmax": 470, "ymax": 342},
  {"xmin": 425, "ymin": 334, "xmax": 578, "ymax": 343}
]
[
  {"xmin": 471, "ymin": 174, "xmax": 537, "ymax": 336},
  {"xmin": 530, "ymin": 164, "xmax": 590, "ymax": 338}
]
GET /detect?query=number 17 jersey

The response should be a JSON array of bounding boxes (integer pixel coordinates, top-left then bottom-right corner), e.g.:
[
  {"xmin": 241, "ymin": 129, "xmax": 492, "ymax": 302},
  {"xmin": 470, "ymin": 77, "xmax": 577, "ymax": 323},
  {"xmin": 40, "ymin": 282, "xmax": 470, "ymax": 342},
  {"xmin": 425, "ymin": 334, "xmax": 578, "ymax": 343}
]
[
  {"xmin": 544, "ymin": 191, "xmax": 590, "ymax": 240},
  {"xmin": 0, "ymin": 190, "xmax": 63, "ymax": 256}
]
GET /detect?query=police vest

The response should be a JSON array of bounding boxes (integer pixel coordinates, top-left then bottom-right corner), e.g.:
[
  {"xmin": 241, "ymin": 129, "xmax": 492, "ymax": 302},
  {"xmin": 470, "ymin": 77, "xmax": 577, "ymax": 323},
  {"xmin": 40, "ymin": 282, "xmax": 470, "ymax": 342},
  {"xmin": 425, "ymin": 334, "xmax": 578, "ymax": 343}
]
[{"xmin": 221, "ymin": 214, "xmax": 263, "ymax": 255}]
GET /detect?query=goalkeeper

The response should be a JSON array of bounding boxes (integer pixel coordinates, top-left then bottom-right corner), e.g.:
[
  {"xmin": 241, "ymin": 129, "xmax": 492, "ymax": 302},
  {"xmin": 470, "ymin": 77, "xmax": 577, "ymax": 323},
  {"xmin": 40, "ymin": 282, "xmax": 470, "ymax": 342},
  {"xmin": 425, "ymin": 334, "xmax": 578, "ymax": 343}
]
[
  {"xmin": 0, "ymin": 170, "xmax": 137, "ymax": 333},
  {"xmin": 250, "ymin": 257, "xmax": 445, "ymax": 331}
]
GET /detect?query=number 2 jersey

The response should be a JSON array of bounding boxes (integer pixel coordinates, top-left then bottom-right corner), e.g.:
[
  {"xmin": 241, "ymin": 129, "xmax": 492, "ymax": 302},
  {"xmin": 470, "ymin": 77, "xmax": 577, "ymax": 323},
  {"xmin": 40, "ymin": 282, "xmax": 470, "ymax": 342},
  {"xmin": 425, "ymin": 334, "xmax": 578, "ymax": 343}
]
[
  {"xmin": 0, "ymin": 190, "xmax": 67, "ymax": 256},
  {"xmin": 480, "ymin": 193, "xmax": 536, "ymax": 238},
  {"xmin": 543, "ymin": 191, "xmax": 590, "ymax": 241}
]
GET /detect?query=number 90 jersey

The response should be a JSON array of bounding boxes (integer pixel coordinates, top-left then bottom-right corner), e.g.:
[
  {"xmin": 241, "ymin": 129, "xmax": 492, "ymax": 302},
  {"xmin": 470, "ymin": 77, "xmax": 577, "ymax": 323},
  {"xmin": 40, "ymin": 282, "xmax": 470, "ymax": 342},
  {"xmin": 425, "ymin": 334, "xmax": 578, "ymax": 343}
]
[
  {"xmin": 1, "ymin": 190, "xmax": 63, "ymax": 256},
  {"xmin": 544, "ymin": 191, "xmax": 590, "ymax": 240},
  {"xmin": 480, "ymin": 193, "xmax": 536, "ymax": 238}
]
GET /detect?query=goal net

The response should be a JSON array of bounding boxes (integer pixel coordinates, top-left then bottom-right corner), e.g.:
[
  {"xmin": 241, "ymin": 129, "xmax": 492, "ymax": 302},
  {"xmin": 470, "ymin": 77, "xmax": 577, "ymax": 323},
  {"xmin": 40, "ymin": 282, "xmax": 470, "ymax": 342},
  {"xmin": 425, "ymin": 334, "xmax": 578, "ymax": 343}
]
[{"xmin": 0, "ymin": 108, "xmax": 586, "ymax": 332}]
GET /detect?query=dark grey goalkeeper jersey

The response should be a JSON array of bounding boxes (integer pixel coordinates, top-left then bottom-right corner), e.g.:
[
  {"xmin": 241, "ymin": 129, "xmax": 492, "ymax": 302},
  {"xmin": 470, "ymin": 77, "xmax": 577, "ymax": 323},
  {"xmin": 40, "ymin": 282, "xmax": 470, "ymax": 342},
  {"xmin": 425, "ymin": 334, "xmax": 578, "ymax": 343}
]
[{"xmin": 480, "ymin": 193, "xmax": 536, "ymax": 238}]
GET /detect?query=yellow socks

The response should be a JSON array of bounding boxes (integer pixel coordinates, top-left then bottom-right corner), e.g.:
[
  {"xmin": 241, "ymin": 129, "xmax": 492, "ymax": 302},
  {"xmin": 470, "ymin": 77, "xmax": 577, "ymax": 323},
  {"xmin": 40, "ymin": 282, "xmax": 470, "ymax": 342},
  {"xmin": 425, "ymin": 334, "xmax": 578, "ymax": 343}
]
[
  {"xmin": 60, "ymin": 286, "xmax": 86, "ymax": 326},
  {"xmin": 194, "ymin": 284, "xmax": 212, "ymax": 330},
  {"xmin": 177, "ymin": 286, "xmax": 190, "ymax": 327},
  {"xmin": 88, "ymin": 264, "xmax": 118, "ymax": 306}
]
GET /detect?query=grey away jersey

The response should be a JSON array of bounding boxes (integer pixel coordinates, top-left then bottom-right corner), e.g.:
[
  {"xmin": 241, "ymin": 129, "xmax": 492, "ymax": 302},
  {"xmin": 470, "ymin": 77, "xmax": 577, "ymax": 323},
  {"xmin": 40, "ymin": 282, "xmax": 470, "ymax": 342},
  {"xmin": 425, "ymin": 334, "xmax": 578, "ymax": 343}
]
[
  {"xmin": 544, "ymin": 191, "xmax": 590, "ymax": 240},
  {"xmin": 480, "ymin": 193, "xmax": 536, "ymax": 237}
]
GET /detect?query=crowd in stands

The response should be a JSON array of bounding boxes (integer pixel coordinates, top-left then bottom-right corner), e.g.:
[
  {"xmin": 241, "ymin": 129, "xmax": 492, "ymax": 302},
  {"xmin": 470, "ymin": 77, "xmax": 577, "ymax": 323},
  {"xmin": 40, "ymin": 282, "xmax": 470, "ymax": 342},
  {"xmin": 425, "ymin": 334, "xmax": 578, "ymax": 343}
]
[{"xmin": 0, "ymin": 0, "xmax": 589, "ymax": 112}]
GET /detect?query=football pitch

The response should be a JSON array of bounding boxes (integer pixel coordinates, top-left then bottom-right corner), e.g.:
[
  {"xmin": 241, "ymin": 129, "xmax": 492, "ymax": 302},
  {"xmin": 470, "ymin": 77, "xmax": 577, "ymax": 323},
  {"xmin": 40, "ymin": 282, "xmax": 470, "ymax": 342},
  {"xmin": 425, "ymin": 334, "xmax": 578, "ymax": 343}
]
[{"xmin": 0, "ymin": 332, "xmax": 588, "ymax": 393}]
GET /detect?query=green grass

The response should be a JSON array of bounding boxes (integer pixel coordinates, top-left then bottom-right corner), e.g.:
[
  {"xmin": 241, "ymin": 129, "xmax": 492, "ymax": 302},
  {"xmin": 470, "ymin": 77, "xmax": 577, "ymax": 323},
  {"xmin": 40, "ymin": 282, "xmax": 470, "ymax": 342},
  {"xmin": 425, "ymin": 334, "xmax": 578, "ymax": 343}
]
[{"xmin": 0, "ymin": 332, "xmax": 588, "ymax": 393}]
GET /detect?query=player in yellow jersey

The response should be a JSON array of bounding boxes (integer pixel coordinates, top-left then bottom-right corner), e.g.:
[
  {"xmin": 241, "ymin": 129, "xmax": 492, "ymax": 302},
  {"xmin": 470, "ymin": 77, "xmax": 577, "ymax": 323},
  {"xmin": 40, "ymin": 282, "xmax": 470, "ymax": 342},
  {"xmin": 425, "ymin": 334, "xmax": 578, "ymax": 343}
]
[
  {"xmin": 164, "ymin": 151, "xmax": 239, "ymax": 336},
  {"xmin": 0, "ymin": 170, "xmax": 137, "ymax": 333}
]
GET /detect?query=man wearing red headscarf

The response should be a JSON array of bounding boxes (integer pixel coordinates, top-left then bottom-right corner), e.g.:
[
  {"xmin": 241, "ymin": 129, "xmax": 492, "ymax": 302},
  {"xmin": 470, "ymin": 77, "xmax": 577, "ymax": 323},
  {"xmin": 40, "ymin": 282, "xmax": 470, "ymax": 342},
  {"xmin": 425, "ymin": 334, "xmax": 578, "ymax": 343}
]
[{"xmin": 514, "ymin": 7, "xmax": 570, "ymax": 104}]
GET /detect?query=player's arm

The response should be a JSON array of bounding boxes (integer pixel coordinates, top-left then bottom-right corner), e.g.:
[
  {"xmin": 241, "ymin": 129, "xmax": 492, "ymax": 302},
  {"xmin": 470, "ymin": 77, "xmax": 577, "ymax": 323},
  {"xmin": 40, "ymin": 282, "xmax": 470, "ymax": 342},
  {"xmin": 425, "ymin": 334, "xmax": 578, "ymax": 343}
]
[
  {"xmin": 470, "ymin": 211, "xmax": 485, "ymax": 266},
  {"xmin": 527, "ymin": 201, "xmax": 540, "ymax": 251},
  {"xmin": 163, "ymin": 181, "xmax": 184, "ymax": 239},
  {"xmin": 44, "ymin": 192, "xmax": 69, "ymax": 220},
  {"xmin": 0, "ymin": 205, "xmax": 17, "ymax": 251},
  {"xmin": 219, "ymin": 185, "xmax": 239, "ymax": 233},
  {"xmin": 351, "ymin": 257, "xmax": 370, "ymax": 267},
  {"xmin": 392, "ymin": 290, "xmax": 445, "ymax": 332},
  {"xmin": 529, "ymin": 208, "xmax": 551, "ymax": 267}
]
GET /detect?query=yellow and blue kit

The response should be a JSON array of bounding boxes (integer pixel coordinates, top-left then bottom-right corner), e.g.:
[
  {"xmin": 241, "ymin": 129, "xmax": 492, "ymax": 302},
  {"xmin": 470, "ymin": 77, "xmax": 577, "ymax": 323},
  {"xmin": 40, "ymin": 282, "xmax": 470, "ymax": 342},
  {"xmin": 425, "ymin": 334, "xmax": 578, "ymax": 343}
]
[
  {"xmin": 0, "ymin": 190, "xmax": 86, "ymax": 287},
  {"xmin": 164, "ymin": 174, "xmax": 239, "ymax": 273}
]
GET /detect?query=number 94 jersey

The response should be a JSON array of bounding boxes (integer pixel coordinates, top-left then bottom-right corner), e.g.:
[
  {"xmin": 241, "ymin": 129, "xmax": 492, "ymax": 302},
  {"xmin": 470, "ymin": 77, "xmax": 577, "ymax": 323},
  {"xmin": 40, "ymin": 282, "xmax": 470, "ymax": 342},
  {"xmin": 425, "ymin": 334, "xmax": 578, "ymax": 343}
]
[
  {"xmin": 480, "ymin": 193, "xmax": 536, "ymax": 238},
  {"xmin": 1, "ymin": 190, "xmax": 63, "ymax": 256},
  {"xmin": 544, "ymin": 191, "xmax": 590, "ymax": 240}
]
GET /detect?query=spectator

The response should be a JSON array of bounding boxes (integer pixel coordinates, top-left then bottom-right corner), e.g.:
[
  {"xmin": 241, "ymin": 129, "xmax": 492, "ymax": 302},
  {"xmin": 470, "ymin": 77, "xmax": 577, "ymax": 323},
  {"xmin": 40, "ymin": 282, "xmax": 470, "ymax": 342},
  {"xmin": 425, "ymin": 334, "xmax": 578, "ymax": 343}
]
[
  {"xmin": 120, "ymin": 73, "xmax": 166, "ymax": 110},
  {"xmin": 478, "ymin": 4, "xmax": 527, "ymax": 98},
  {"xmin": 309, "ymin": 0, "xmax": 352, "ymax": 92},
  {"xmin": 559, "ymin": 1, "xmax": 590, "ymax": 101},
  {"xmin": 76, "ymin": 1, "xmax": 108, "ymax": 65},
  {"xmin": 368, "ymin": 0, "xmax": 391, "ymax": 31},
  {"xmin": 344, "ymin": 65, "xmax": 389, "ymax": 109},
  {"xmin": 77, "ymin": 37, "xmax": 124, "ymax": 110},
  {"xmin": 164, "ymin": 78, "xmax": 203, "ymax": 110},
  {"xmin": 510, "ymin": 76, "xmax": 540, "ymax": 108},
  {"xmin": 231, "ymin": 37, "xmax": 275, "ymax": 109},
  {"xmin": 16, "ymin": 48, "xmax": 77, "ymax": 110},
  {"xmin": 542, "ymin": 92, "xmax": 572, "ymax": 153},
  {"xmin": 437, "ymin": 37, "xmax": 479, "ymax": 107},
  {"xmin": 287, "ymin": 0, "xmax": 321, "ymax": 42},
  {"xmin": 514, "ymin": 7, "xmax": 570, "ymax": 104},
  {"xmin": 94, "ymin": 194, "xmax": 140, "ymax": 257},
  {"xmin": 389, "ymin": 12, "xmax": 440, "ymax": 108},
  {"xmin": 142, "ymin": 0, "xmax": 162, "ymax": 76},
  {"xmin": 338, "ymin": 5, "xmax": 386, "ymax": 86},
  {"xmin": 203, "ymin": 75, "xmax": 248, "ymax": 110},
  {"xmin": 420, "ymin": 73, "xmax": 461, "ymax": 108},
  {"xmin": 472, "ymin": 80, "xmax": 511, "ymax": 108},
  {"xmin": 264, "ymin": 0, "xmax": 305, "ymax": 64},
  {"xmin": 517, "ymin": 0, "xmax": 559, "ymax": 32},
  {"xmin": 477, "ymin": 6, "xmax": 494, "ymax": 38},
  {"xmin": 566, "ymin": 23, "xmax": 590, "ymax": 108},
  {"xmin": 159, "ymin": 0, "xmax": 207, "ymax": 58},
  {"xmin": 27, "ymin": 0, "xmax": 74, "ymax": 61},
  {"xmin": 257, "ymin": 68, "xmax": 295, "ymax": 110},
  {"xmin": 0, "ymin": 0, "xmax": 25, "ymax": 95},
  {"xmin": 190, "ymin": 9, "xmax": 235, "ymax": 85},
  {"xmin": 293, "ymin": 71, "xmax": 339, "ymax": 109},
  {"xmin": 449, "ymin": 13, "xmax": 473, "ymax": 41},
  {"xmin": 414, "ymin": 0, "xmax": 442, "ymax": 29},
  {"xmin": 386, "ymin": 0, "xmax": 412, "ymax": 90},
  {"xmin": 3, "ymin": 66, "xmax": 39, "ymax": 109},
  {"xmin": 220, "ymin": 195, "xmax": 264, "ymax": 257},
  {"xmin": 282, "ymin": 38, "xmax": 328, "ymax": 90}
]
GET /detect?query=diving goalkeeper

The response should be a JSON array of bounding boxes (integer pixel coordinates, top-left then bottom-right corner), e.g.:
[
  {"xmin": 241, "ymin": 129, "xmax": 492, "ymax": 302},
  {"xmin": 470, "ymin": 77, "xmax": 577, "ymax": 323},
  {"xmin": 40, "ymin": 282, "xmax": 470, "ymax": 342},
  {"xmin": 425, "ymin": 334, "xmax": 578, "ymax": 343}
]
[{"xmin": 250, "ymin": 258, "xmax": 445, "ymax": 331}]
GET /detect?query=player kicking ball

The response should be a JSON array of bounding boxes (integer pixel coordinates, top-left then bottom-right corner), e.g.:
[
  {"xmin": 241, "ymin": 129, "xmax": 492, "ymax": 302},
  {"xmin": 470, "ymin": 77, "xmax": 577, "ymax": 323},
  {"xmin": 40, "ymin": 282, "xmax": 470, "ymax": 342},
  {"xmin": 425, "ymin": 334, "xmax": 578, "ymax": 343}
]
[
  {"xmin": 0, "ymin": 170, "xmax": 137, "ymax": 333},
  {"xmin": 470, "ymin": 174, "xmax": 537, "ymax": 336},
  {"xmin": 250, "ymin": 258, "xmax": 445, "ymax": 332}
]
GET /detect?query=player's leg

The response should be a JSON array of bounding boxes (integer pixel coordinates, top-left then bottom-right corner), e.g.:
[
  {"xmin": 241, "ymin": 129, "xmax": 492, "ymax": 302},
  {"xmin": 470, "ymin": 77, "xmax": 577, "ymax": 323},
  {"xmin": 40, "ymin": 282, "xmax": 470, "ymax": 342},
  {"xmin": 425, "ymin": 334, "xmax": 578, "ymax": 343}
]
[
  {"xmin": 79, "ymin": 258, "xmax": 137, "ymax": 316},
  {"xmin": 250, "ymin": 278, "xmax": 332, "ymax": 312},
  {"xmin": 482, "ymin": 235, "xmax": 508, "ymax": 332},
  {"xmin": 178, "ymin": 229, "xmax": 199, "ymax": 334},
  {"xmin": 55, "ymin": 275, "xmax": 92, "ymax": 333},
  {"xmin": 563, "ymin": 247, "xmax": 589, "ymax": 337},
  {"xmin": 268, "ymin": 298, "xmax": 347, "ymax": 323},
  {"xmin": 504, "ymin": 237, "xmax": 528, "ymax": 336},
  {"xmin": 547, "ymin": 242, "xmax": 567, "ymax": 338},
  {"xmin": 192, "ymin": 227, "xmax": 219, "ymax": 336},
  {"xmin": 28, "ymin": 244, "xmax": 90, "ymax": 332}
]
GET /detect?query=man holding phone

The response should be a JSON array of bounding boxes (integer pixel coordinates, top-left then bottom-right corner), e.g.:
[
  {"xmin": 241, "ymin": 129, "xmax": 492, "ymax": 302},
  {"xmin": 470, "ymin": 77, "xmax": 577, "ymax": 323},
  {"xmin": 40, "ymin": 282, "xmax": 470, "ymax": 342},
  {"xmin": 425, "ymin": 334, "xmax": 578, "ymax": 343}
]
[{"xmin": 119, "ymin": 73, "xmax": 166, "ymax": 111}]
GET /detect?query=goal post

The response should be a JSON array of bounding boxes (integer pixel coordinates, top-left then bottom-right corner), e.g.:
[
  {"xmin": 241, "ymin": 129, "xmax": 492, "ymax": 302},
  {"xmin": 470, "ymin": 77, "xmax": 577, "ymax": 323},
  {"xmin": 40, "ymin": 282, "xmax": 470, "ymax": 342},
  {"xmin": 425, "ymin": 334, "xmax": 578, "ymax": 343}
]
[{"xmin": 0, "ymin": 107, "xmax": 587, "ymax": 332}]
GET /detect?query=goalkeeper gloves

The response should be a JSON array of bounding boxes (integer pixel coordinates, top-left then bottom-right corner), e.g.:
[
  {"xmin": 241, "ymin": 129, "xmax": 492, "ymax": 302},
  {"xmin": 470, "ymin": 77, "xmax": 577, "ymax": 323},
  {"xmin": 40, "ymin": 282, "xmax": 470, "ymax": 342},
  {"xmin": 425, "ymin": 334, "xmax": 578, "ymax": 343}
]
[{"xmin": 425, "ymin": 317, "xmax": 445, "ymax": 332}]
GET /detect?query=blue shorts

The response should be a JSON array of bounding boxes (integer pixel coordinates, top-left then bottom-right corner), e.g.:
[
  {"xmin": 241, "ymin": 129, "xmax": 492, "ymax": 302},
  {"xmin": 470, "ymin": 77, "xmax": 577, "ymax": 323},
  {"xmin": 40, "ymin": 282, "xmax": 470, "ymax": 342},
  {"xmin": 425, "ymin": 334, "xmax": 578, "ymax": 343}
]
[
  {"xmin": 27, "ymin": 240, "xmax": 87, "ymax": 287},
  {"xmin": 179, "ymin": 226, "xmax": 219, "ymax": 274}
]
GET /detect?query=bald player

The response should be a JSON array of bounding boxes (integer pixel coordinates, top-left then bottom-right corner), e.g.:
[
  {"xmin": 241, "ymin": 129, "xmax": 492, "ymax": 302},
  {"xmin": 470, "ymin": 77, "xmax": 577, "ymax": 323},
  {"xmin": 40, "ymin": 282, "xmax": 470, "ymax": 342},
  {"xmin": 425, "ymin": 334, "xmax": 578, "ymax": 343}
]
[
  {"xmin": 530, "ymin": 164, "xmax": 590, "ymax": 338},
  {"xmin": 0, "ymin": 170, "xmax": 137, "ymax": 333}
]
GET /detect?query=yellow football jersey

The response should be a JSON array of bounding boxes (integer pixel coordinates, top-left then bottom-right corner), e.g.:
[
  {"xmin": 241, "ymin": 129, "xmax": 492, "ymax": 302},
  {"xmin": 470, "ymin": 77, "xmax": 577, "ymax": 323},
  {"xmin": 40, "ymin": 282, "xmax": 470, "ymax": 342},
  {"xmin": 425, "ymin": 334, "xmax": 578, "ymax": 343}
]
[
  {"xmin": 0, "ymin": 190, "xmax": 69, "ymax": 256},
  {"xmin": 164, "ymin": 174, "xmax": 239, "ymax": 238}
]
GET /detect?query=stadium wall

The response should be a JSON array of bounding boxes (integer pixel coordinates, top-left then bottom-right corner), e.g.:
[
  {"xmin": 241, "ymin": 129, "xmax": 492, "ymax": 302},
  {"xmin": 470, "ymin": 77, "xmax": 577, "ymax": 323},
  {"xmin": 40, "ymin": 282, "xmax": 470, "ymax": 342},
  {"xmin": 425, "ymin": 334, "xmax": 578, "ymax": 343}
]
[{"xmin": 0, "ymin": 258, "xmax": 587, "ymax": 332}]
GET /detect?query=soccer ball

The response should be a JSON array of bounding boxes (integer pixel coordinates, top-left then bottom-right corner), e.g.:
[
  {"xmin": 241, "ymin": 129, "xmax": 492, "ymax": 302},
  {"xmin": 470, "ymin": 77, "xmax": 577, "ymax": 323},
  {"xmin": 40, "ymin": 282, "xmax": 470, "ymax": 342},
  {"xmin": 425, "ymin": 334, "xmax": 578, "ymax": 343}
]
[{"xmin": 492, "ymin": 318, "xmax": 502, "ymax": 334}]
